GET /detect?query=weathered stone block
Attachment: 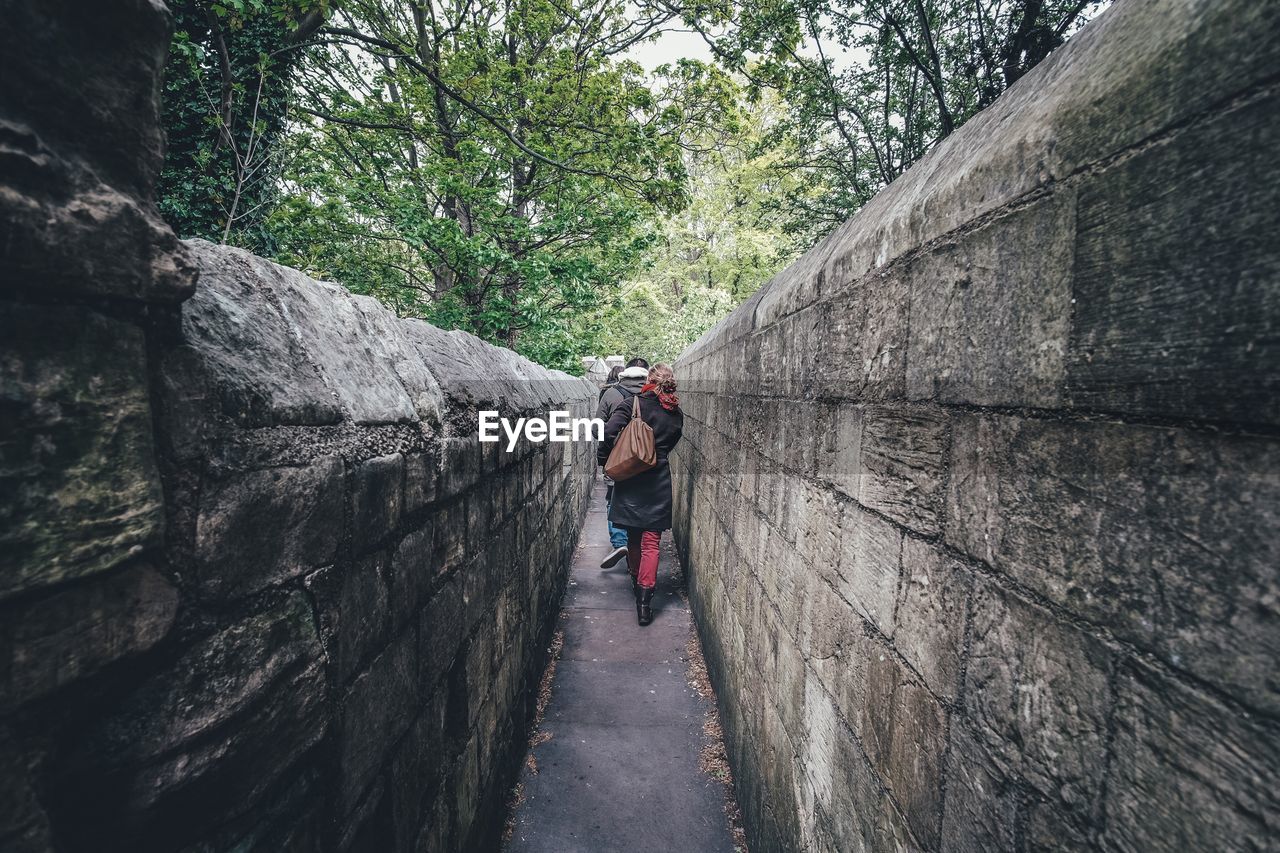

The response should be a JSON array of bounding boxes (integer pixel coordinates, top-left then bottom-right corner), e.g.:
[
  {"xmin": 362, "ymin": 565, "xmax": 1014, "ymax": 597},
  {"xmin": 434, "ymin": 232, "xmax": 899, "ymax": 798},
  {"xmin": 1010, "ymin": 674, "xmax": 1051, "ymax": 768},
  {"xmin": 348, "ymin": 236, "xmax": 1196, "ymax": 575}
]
[
  {"xmin": 0, "ymin": 155, "xmax": 196, "ymax": 302},
  {"xmin": 337, "ymin": 777, "xmax": 393, "ymax": 853},
  {"xmin": 947, "ymin": 413, "xmax": 1280, "ymax": 713},
  {"xmin": 174, "ymin": 241, "xmax": 342, "ymax": 427},
  {"xmin": 766, "ymin": 306, "xmax": 824, "ymax": 396},
  {"xmin": 834, "ymin": 505, "xmax": 902, "ymax": 635},
  {"xmin": 1022, "ymin": 796, "xmax": 1097, "ymax": 852},
  {"xmin": 857, "ymin": 643, "xmax": 947, "ymax": 849},
  {"xmin": 906, "ymin": 190, "xmax": 1074, "ymax": 407},
  {"xmin": 0, "ymin": 724, "xmax": 51, "ymax": 852},
  {"xmin": 857, "ymin": 406, "xmax": 948, "ymax": 535},
  {"xmin": 78, "ymin": 592, "xmax": 327, "ymax": 818},
  {"xmin": 273, "ymin": 270, "xmax": 417, "ymax": 424},
  {"xmin": 893, "ymin": 538, "xmax": 970, "ymax": 700},
  {"xmin": 483, "ymin": 668, "xmax": 514, "ymax": 776},
  {"xmin": 799, "ymin": 577, "xmax": 867, "ymax": 719},
  {"xmin": 417, "ymin": 787, "xmax": 456, "ymax": 852},
  {"xmin": 0, "ymin": 564, "xmax": 177, "ymax": 711},
  {"xmin": 839, "ymin": 717, "xmax": 921, "ymax": 850},
  {"xmin": 349, "ymin": 295, "xmax": 445, "ymax": 425},
  {"xmin": 339, "ymin": 629, "xmax": 419, "ymax": 816},
  {"xmin": 401, "ymin": 322, "xmax": 501, "ymax": 410},
  {"xmin": 798, "ymin": 674, "xmax": 841, "ymax": 829},
  {"xmin": 0, "ymin": 0, "xmax": 195, "ymax": 301},
  {"xmin": 194, "ymin": 458, "xmax": 345, "ymax": 599},
  {"xmin": 939, "ymin": 722, "xmax": 1020, "ymax": 853},
  {"xmin": 1104, "ymin": 661, "xmax": 1280, "ymax": 851},
  {"xmin": 440, "ymin": 438, "xmax": 481, "ymax": 501},
  {"xmin": 403, "ymin": 451, "xmax": 439, "ymax": 518},
  {"xmin": 389, "ymin": 694, "xmax": 448, "ymax": 852},
  {"xmin": 823, "ymin": 404, "xmax": 864, "ymax": 499},
  {"xmin": 756, "ymin": 457, "xmax": 785, "ymax": 523},
  {"xmin": 464, "ymin": 630, "xmax": 497, "ymax": 729},
  {"xmin": 454, "ymin": 735, "xmax": 482, "ymax": 845},
  {"xmin": 771, "ymin": 620, "xmax": 809, "ymax": 746},
  {"xmin": 759, "ymin": 524, "xmax": 804, "ymax": 625},
  {"xmin": 794, "ymin": 481, "xmax": 843, "ymax": 575},
  {"xmin": 419, "ymin": 580, "xmax": 465, "ymax": 691},
  {"xmin": 432, "ymin": 500, "xmax": 468, "ymax": 574},
  {"xmin": 941, "ymin": 719, "xmax": 1097, "ymax": 851},
  {"xmin": 813, "ymin": 268, "xmax": 910, "ymax": 401},
  {"xmin": 0, "ymin": 304, "xmax": 163, "ymax": 600},
  {"xmin": 963, "ymin": 579, "xmax": 1111, "ymax": 816},
  {"xmin": 389, "ymin": 524, "xmax": 434, "ymax": 634},
  {"xmin": 752, "ymin": 246, "xmax": 827, "ymax": 331},
  {"xmin": 352, "ymin": 453, "xmax": 404, "ymax": 553},
  {"xmin": 1067, "ymin": 89, "xmax": 1280, "ymax": 425},
  {"xmin": 304, "ymin": 554, "xmax": 389, "ymax": 688},
  {"xmin": 465, "ymin": 479, "xmax": 494, "ymax": 537},
  {"xmin": 790, "ymin": 401, "xmax": 836, "ymax": 476}
]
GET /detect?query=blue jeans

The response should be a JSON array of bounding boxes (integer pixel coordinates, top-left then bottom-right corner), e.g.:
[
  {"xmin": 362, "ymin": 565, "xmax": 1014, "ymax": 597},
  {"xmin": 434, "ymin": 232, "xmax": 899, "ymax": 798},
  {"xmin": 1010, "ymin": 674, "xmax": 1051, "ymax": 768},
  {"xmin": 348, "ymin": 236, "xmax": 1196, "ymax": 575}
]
[{"xmin": 605, "ymin": 484, "xmax": 628, "ymax": 549}]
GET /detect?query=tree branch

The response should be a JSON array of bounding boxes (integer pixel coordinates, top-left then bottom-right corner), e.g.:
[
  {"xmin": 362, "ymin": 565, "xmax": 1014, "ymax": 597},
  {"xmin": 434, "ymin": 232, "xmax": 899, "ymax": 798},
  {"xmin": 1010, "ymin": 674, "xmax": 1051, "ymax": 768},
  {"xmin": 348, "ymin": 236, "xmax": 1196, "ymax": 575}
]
[{"xmin": 321, "ymin": 25, "xmax": 652, "ymax": 191}]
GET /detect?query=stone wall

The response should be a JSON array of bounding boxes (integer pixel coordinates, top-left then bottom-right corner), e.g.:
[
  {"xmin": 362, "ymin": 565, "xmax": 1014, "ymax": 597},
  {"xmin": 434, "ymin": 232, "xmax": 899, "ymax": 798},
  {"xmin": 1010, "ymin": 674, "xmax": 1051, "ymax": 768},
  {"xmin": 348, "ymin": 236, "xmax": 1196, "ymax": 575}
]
[
  {"xmin": 671, "ymin": 0, "xmax": 1280, "ymax": 850},
  {"xmin": 1, "ymin": 2, "xmax": 594, "ymax": 850}
]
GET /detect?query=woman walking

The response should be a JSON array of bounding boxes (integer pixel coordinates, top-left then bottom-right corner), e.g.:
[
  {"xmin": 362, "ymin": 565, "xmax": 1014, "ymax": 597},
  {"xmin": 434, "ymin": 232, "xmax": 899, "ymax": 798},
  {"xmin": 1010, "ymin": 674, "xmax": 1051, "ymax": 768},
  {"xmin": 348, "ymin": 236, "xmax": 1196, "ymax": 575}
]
[{"xmin": 598, "ymin": 363, "xmax": 683, "ymax": 626}]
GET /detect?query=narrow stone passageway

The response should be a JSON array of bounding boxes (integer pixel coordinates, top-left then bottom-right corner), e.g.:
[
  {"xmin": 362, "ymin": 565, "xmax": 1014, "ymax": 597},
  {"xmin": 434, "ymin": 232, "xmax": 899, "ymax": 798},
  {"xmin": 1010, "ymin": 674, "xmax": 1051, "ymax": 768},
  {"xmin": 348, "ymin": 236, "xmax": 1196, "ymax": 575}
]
[
  {"xmin": 504, "ymin": 481, "xmax": 739, "ymax": 853},
  {"xmin": 6, "ymin": 2, "xmax": 1277, "ymax": 850}
]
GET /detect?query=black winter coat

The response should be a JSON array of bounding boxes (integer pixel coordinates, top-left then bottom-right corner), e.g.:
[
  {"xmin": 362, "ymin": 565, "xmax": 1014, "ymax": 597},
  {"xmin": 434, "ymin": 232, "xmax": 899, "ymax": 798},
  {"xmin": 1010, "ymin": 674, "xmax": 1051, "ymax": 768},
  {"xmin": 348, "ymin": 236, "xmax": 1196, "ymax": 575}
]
[
  {"xmin": 598, "ymin": 390, "xmax": 683, "ymax": 530},
  {"xmin": 596, "ymin": 372, "xmax": 646, "ymax": 422}
]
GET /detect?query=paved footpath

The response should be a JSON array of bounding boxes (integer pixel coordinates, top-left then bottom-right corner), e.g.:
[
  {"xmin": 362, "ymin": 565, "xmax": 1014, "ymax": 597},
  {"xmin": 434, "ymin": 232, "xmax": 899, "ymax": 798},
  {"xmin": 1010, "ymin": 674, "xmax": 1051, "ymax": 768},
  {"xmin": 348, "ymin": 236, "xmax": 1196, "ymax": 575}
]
[{"xmin": 505, "ymin": 481, "xmax": 738, "ymax": 853}]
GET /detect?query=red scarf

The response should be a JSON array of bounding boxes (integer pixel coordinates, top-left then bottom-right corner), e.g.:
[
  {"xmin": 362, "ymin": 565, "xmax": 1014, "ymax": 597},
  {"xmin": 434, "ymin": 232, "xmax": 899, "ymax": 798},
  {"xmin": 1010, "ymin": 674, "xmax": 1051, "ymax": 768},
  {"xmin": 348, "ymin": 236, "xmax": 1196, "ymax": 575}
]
[{"xmin": 641, "ymin": 382, "xmax": 680, "ymax": 411}]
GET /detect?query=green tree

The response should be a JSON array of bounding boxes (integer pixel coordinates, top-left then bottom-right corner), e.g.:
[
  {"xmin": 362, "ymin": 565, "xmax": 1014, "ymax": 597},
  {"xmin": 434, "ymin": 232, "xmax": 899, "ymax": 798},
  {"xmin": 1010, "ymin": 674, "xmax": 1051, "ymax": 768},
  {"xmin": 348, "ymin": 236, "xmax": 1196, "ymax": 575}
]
[
  {"xmin": 158, "ymin": 0, "xmax": 328, "ymax": 247},
  {"xmin": 265, "ymin": 0, "xmax": 736, "ymax": 369},
  {"xmin": 685, "ymin": 0, "xmax": 1107, "ymax": 242},
  {"xmin": 595, "ymin": 87, "xmax": 803, "ymax": 364},
  {"xmin": 155, "ymin": 0, "xmax": 1108, "ymax": 371}
]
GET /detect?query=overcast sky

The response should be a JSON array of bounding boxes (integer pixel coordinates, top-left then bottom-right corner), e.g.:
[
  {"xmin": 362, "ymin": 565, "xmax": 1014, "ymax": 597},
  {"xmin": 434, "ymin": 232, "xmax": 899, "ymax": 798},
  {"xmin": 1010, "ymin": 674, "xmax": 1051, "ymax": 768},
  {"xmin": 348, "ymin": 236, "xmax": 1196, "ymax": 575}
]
[
  {"xmin": 623, "ymin": 22, "xmax": 865, "ymax": 75},
  {"xmin": 625, "ymin": 27, "xmax": 716, "ymax": 72}
]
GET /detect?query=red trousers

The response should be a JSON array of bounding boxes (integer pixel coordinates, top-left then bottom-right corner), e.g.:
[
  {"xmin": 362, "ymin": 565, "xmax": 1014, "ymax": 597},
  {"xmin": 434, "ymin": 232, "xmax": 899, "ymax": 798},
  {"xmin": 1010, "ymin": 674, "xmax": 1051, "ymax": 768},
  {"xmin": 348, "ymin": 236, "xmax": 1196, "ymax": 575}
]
[{"xmin": 625, "ymin": 528, "xmax": 661, "ymax": 590}]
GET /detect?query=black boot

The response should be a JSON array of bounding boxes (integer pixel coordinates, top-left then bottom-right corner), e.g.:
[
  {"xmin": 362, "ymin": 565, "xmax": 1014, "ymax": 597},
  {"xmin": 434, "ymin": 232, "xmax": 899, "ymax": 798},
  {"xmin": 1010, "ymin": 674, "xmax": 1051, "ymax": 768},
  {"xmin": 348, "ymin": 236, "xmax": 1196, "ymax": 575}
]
[{"xmin": 638, "ymin": 587, "xmax": 654, "ymax": 626}]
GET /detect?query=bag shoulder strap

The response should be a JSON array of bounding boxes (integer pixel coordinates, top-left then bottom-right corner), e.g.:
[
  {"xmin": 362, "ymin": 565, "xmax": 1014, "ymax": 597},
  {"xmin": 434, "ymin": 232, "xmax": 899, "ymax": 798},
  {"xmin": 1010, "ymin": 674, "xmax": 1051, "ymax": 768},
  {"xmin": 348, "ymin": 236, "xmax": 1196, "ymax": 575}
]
[{"xmin": 631, "ymin": 393, "xmax": 640, "ymax": 418}]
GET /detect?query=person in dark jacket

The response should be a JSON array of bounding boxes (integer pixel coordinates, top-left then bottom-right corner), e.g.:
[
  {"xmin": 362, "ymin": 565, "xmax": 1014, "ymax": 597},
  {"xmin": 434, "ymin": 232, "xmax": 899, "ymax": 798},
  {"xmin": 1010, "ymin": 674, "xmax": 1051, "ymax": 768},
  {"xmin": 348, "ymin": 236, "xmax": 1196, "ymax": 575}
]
[
  {"xmin": 596, "ymin": 357, "xmax": 648, "ymax": 422},
  {"xmin": 597, "ymin": 363, "xmax": 683, "ymax": 626},
  {"xmin": 597, "ymin": 358, "xmax": 649, "ymax": 569},
  {"xmin": 599, "ymin": 364, "xmax": 623, "ymax": 399}
]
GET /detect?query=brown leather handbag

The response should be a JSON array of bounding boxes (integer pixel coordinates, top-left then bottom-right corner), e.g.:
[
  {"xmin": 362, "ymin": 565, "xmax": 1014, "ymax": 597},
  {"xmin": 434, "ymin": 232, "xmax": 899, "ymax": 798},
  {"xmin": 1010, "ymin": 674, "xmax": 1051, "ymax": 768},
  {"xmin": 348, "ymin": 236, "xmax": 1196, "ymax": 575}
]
[{"xmin": 604, "ymin": 394, "xmax": 657, "ymax": 481}]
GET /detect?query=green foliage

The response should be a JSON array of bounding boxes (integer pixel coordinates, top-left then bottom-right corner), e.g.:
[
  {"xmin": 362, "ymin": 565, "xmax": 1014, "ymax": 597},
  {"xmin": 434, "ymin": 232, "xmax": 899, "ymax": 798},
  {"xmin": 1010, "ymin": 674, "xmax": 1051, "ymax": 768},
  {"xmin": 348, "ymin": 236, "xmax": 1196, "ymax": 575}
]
[
  {"xmin": 158, "ymin": 0, "xmax": 327, "ymax": 247},
  {"xmin": 155, "ymin": 0, "xmax": 1105, "ymax": 373},
  {"xmin": 688, "ymin": 0, "xmax": 1107, "ymax": 243},
  {"xmin": 593, "ymin": 88, "xmax": 802, "ymax": 364},
  {"xmin": 267, "ymin": 0, "xmax": 738, "ymax": 370}
]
